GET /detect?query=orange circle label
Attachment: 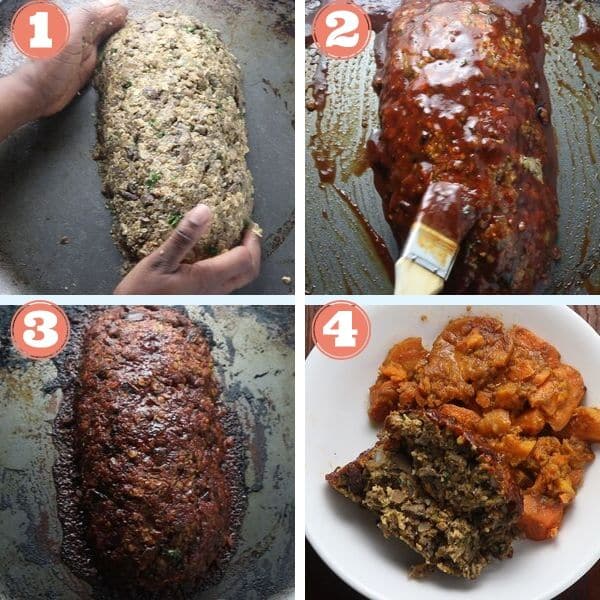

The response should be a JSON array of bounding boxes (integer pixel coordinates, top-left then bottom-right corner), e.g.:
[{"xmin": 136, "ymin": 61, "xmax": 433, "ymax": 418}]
[
  {"xmin": 312, "ymin": 301, "xmax": 371, "ymax": 359},
  {"xmin": 11, "ymin": 301, "xmax": 70, "ymax": 360},
  {"xmin": 11, "ymin": 1, "xmax": 70, "ymax": 60},
  {"xmin": 312, "ymin": 2, "xmax": 371, "ymax": 60}
]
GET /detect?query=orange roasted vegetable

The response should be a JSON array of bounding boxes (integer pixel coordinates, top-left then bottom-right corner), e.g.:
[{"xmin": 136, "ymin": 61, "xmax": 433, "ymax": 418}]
[
  {"xmin": 369, "ymin": 337, "xmax": 427, "ymax": 422},
  {"xmin": 561, "ymin": 407, "xmax": 600, "ymax": 443},
  {"xmin": 519, "ymin": 494, "xmax": 564, "ymax": 541},
  {"xmin": 369, "ymin": 316, "xmax": 597, "ymax": 542}
]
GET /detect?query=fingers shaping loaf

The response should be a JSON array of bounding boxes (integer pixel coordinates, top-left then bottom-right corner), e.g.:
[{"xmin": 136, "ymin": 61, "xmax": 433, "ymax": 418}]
[{"xmin": 95, "ymin": 12, "xmax": 254, "ymax": 268}]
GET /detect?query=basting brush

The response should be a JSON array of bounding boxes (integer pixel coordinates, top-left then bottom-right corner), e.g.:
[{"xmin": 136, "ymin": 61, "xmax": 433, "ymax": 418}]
[{"xmin": 394, "ymin": 221, "xmax": 459, "ymax": 295}]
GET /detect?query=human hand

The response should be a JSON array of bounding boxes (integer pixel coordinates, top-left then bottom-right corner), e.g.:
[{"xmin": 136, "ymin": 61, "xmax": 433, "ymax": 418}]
[
  {"xmin": 17, "ymin": 1, "xmax": 128, "ymax": 119},
  {"xmin": 114, "ymin": 205, "xmax": 262, "ymax": 295}
]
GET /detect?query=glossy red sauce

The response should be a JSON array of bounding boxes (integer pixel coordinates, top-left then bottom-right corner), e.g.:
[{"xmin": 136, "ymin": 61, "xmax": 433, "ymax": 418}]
[
  {"xmin": 367, "ymin": 0, "xmax": 558, "ymax": 292},
  {"xmin": 571, "ymin": 13, "xmax": 600, "ymax": 71},
  {"xmin": 306, "ymin": 2, "xmax": 402, "ymax": 280},
  {"xmin": 332, "ymin": 184, "xmax": 395, "ymax": 279}
]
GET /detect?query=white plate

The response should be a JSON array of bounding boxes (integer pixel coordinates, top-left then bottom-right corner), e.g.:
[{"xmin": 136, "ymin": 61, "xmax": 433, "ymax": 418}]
[{"xmin": 306, "ymin": 305, "xmax": 600, "ymax": 600}]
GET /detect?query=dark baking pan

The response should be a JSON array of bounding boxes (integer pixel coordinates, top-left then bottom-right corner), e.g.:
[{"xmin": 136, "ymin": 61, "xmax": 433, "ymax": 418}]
[
  {"xmin": 0, "ymin": 0, "xmax": 294, "ymax": 295},
  {"xmin": 0, "ymin": 305, "xmax": 295, "ymax": 599},
  {"xmin": 305, "ymin": 0, "xmax": 600, "ymax": 295}
]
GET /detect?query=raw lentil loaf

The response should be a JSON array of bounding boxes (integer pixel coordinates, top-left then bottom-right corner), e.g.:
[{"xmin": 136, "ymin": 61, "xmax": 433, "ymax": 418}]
[
  {"xmin": 95, "ymin": 12, "xmax": 254, "ymax": 267},
  {"xmin": 327, "ymin": 409, "xmax": 521, "ymax": 579},
  {"xmin": 74, "ymin": 307, "xmax": 241, "ymax": 592}
]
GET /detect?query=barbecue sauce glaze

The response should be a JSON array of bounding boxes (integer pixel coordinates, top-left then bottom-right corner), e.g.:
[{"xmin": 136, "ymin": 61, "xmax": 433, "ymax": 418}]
[{"xmin": 368, "ymin": 0, "xmax": 558, "ymax": 292}]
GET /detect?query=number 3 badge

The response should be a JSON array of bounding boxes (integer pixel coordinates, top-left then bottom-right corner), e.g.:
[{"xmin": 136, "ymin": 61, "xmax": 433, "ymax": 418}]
[
  {"xmin": 312, "ymin": 301, "xmax": 371, "ymax": 359},
  {"xmin": 11, "ymin": 301, "xmax": 70, "ymax": 360},
  {"xmin": 312, "ymin": 1, "xmax": 372, "ymax": 60}
]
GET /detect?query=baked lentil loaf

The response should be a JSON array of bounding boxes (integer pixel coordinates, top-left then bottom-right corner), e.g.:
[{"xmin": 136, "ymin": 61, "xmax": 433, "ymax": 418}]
[
  {"xmin": 95, "ymin": 12, "xmax": 254, "ymax": 267},
  {"xmin": 327, "ymin": 409, "xmax": 522, "ymax": 579},
  {"xmin": 73, "ymin": 307, "xmax": 242, "ymax": 592},
  {"xmin": 368, "ymin": 0, "xmax": 558, "ymax": 292}
]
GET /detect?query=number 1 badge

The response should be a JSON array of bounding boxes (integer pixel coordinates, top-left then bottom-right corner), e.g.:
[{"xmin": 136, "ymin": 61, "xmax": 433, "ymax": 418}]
[
  {"xmin": 11, "ymin": 1, "xmax": 70, "ymax": 60},
  {"xmin": 312, "ymin": 1, "xmax": 372, "ymax": 60}
]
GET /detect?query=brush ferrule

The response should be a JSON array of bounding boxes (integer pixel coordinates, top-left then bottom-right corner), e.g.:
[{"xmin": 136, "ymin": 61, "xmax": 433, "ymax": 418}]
[{"xmin": 400, "ymin": 222, "xmax": 459, "ymax": 281}]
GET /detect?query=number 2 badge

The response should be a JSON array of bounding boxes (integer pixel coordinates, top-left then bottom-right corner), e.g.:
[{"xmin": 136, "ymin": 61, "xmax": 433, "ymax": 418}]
[{"xmin": 312, "ymin": 1, "xmax": 372, "ymax": 60}]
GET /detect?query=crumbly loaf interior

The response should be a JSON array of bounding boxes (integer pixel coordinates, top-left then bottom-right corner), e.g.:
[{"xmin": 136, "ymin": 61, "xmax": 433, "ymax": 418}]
[
  {"xmin": 327, "ymin": 410, "xmax": 521, "ymax": 579},
  {"xmin": 384, "ymin": 412, "xmax": 521, "ymax": 560}
]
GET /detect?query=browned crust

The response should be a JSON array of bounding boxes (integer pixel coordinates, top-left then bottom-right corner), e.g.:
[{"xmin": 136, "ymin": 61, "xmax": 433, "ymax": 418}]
[
  {"xmin": 54, "ymin": 307, "xmax": 247, "ymax": 597},
  {"xmin": 325, "ymin": 447, "xmax": 374, "ymax": 502}
]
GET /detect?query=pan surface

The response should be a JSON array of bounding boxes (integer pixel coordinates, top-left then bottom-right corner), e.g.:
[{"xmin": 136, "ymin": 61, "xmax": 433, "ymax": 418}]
[
  {"xmin": 0, "ymin": 305, "xmax": 295, "ymax": 599},
  {"xmin": 0, "ymin": 0, "xmax": 294, "ymax": 294},
  {"xmin": 305, "ymin": 0, "xmax": 600, "ymax": 294}
]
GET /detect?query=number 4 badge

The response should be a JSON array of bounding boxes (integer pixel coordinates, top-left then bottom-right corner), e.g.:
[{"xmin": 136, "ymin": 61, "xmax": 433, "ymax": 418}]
[
  {"xmin": 312, "ymin": 1, "xmax": 372, "ymax": 60},
  {"xmin": 312, "ymin": 301, "xmax": 371, "ymax": 359}
]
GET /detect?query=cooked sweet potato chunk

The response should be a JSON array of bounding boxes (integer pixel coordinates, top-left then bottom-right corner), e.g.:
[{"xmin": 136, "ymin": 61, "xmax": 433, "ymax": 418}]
[
  {"xmin": 519, "ymin": 494, "xmax": 564, "ymax": 541},
  {"xmin": 494, "ymin": 434, "xmax": 536, "ymax": 464},
  {"xmin": 529, "ymin": 365, "xmax": 584, "ymax": 431},
  {"xmin": 369, "ymin": 316, "xmax": 596, "ymax": 542},
  {"xmin": 562, "ymin": 407, "xmax": 600, "ymax": 443},
  {"xmin": 385, "ymin": 337, "xmax": 428, "ymax": 375},
  {"xmin": 369, "ymin": 379, "xmax": 399, "ymax": 423},
  {"xmin": 514, "ymin": 408, "xmax": 546, "ymax": 436},
  {"xmin": 438, "ymin": 404, "xmax": 481, "ymax": 430},
  {"xmin": 477, "ymin": 409, "xmax": 512, "ymax": 437},
  {"xmin": 369, "ymin": 338, "xmax": 428, "ymax": 422}
]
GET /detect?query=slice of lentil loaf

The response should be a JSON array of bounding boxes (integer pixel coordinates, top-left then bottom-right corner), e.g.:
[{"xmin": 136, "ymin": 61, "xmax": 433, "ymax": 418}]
[
  {"xmin": 326, "ymin": 409, "xmax": 522, "ymax": 579},
  {"xmin": 95, "ymin": 12, "xmax": 254, "ymax": 269}
]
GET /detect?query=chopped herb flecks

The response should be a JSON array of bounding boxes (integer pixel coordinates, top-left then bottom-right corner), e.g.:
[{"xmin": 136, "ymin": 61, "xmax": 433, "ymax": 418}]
[
  {"xmin": 146, "ymin": 171, "xmax": 162, "ymax": 188},
  {"xmin": 164, "ymin": 548, "xmax": 183, "ymax": 565},
  {"xmin": 168, "ymin": 212, "xmax": 183, "ymax": 227}
]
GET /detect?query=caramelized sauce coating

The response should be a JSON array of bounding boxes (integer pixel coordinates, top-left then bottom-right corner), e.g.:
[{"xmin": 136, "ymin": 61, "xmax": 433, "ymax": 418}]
[{"xmin": 75, "ymin": 307, "xmax": 240, "ymax": 592}]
